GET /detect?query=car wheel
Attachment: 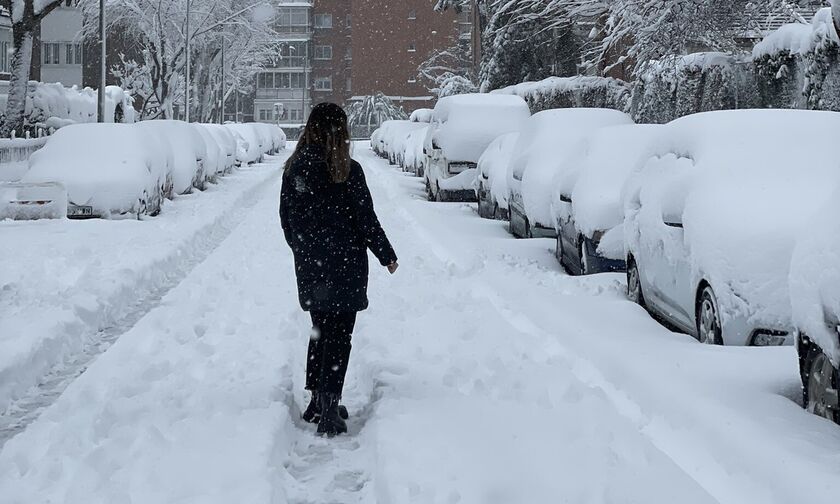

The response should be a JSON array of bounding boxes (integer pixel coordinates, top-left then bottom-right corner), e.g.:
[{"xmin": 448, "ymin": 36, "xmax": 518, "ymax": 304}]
[
  {"xmin": 524, "ymin": 218, "xmax": 533, "ymax": 239},
  {"xmin": 626, "ymin": 257, "xmax": 645, "ymax": 307},
  {"xmin": 426, "ymin": 180, "xmax": 434, "ymax": 201},
  {"xmin": 696, "ymin": 286, "xmax": 723, "ymax": 345},
  {"xmin": 493, "ymin": 202, "xmax": 501, "ymax": 221},
  {"xmin": 804, "ymin": 345, "xmax": 840, "ymax": 425},
  {"xmin": 136, "ymin": 193, "xmax": 148, "ymax": 220},
  {"xmin": 579, "ymin": 238, "xmax": 589, "ymax": 276},
  {"xmin": 435, "ymin": 184, "xmax": 444, "ymax": 203}
]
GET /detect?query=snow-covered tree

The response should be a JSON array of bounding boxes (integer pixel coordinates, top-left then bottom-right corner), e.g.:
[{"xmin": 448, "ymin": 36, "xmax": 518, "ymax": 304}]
[
  {"xmin": 433, "ymin": 0, "xmax": 471, "ymax": 13},
  {"xmin": 833, "ymin": 0, "xmax": 840, "ymax": 37},
  {"xmin": 0, "ymin": 0, "xmax": 66, "ymax": 136},
  {"xmin": 80, "ymin": 0, "xmax": 278, "ymax": 121},
  {"xmin": 347, "ymin": 93, "xmax": 408, "ymax": 132}
]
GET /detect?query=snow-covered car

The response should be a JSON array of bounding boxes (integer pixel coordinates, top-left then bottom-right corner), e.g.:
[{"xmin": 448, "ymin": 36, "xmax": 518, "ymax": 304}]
[
  {"xmin": 402, "ymin": 125, "xmax": 429, "ymax": 177},
  {"xmin": 554, "ymin": 124, "xmax": 662, "ymax": 275},
  {"xmin": 200, "ymin": 124, "xmax": 238, "ymax": 174},
  {"xmin": 476, "ymin": 131, "xmax": 519, "ymax": 220},
  {"xmin": 370, "ymin": 127, "xmax": 385, "ymax": 156},
  {"xmin": 193, "ymin": 124, "xmax": 226, "ymax": 183},
  {"xmin": 391, "ymin": 122, "xmax": 428, "ymax": 168},
  {"xmin": 137, "ymin": 120, "xmax": 208, "ymax": 194},
  {"xmin": 624, "ymin": 109, "xmax": 840, "ymax": 346},
  {"xmin": 130, "ymin": 122, "xmax": 175, "ymax": 200},
  {"xmin": 409, "ymin": 108, "xmax": 433, "ymax": 123},
  {"xmin": 424, "ymin": 94, "xmax": 530, "ymax": 203},
  {"xmin": 22, "ymin": 123, "xmax": 165, "ymax": 219},
  {"xmin": 790, "ymin": 188, "xmax": 840, "ymax": 426},
  {"xmin": 224, "ymin": 123, "xmax": 263, "ymax": 164},
  {"xmin": 374, "ymin": 120, "xmax": 425, "ymax": 165},
  {"xmin": 508, "ymin": 108, "xmax": 632, "ymax": 238}
]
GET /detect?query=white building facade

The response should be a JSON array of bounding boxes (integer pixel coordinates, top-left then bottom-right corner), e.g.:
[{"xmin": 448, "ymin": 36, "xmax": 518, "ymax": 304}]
[
  {"xmin": 39, "ymin": 2, "xmax": 84, "ymax": 87},
  {"xmin": 254, "ymin": 0, "xmax": 313, "ymax": 126}
]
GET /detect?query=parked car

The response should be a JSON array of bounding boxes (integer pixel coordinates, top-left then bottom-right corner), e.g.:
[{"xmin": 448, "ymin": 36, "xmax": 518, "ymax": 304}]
[
  {"xmin": 790, "ymin": 189, "xmax": 840, "ymax": 425},
  {"xmin": 375, "ymin": 120, "xmax": 425, "ymax": 165},
  {"xmin": 224, "ymin": 123, "xmax": 263, "ymax": 165},
  {"xmin": 554, "ymin": 124, "xmax": 662, "ymax": 275},
  {"xmin": 402, "ymin": 125, "xmax": 429, "ymax": 177},
  {"xmin": 424, "ymin": 94, "xmax": 530, "ymax": 202},
  {"xmin": 624, "ymin": 109, "xmax": 840, "ymax": 346},
  {"xmin": 139, "ymin": 120, "xmax": 208, "ymax": 193},
  {"xmin": 22, "ymin": 123, "xmax": 165, "ymax": 219},
  {"xmin": 201, "ymin": 124, "xmax": 238, "ymax": 174},
  {"xmin": 508, "ymin": 108, "xmax": 632, "ymax": 238},
  {"xmin": 476, "ymin": 131, "xmax": 519, "ymax": 220}
]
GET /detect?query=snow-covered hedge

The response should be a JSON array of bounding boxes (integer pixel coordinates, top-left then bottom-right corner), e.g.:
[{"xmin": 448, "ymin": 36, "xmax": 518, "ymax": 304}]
[
  {"xmin": 629, "ymin": 53, "xmax": 754, "ymax": 124},
  {"xmin": 491, "ymin": 76, "xmax": 632, "ymax": 115},
  {"xmin": 0, "ymin": 82, "xmax": 135, "ymax": 133},
  {"xmin": 752, "ymin": 8, "xmax": 840, "ymax": 112}
]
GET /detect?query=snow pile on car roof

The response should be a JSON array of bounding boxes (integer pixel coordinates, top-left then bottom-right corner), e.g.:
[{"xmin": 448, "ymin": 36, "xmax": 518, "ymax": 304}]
[
  {"xmin": 512, "ymin": 108, "xmax": 632, "ymax": 229},
  {"xmin": 432, "ymin": 93, "xmax": 530, "ymax": 163},
  {"xmin": 410, "ymin": 108, "xmax": 433, "ymax": 123}
]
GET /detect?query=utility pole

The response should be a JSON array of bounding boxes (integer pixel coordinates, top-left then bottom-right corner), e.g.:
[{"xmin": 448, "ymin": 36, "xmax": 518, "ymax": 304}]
[
  {"xmin": 220, "ymin": 39, "xmax": 225, "ymax": 124},
  {"xmin": 97, "ymin": 0, "xmax": 106, "ymax": 123},
  {"xmin": 185, "ymin": 0, "xmax": 192, "ymax": 122}
]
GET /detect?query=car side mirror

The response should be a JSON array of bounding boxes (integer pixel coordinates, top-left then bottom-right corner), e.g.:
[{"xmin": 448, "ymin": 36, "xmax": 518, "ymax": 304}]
[{"xmin": 663, "ymin": 213, "xmax": 684, "ymax": 229}]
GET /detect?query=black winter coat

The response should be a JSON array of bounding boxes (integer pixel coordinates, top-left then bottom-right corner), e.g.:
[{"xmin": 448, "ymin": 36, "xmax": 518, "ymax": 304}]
[{"xmin": 280, "ymin": 145, "xmax": 397, "ymax": 312}]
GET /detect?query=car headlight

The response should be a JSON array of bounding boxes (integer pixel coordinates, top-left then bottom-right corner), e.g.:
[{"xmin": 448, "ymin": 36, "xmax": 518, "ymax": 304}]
[{"xmin": 751, "ymin": 330, "xmax": 789, "ymax": 346}]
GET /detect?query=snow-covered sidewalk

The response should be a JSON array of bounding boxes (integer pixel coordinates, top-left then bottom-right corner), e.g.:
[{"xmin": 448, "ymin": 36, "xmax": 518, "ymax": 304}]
[{"xmin": 0, "ymin": 144, "xmax": 838, "ymax": 503}]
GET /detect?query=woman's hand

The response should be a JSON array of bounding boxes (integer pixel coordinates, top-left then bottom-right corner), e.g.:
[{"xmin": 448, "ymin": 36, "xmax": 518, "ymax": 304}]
[{"xmin": 387, "ymin": 262, "xmax": 399, "ymax": 274}]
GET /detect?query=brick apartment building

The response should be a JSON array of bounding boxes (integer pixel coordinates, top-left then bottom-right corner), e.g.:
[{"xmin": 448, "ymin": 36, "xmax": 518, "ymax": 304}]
[
  {"xmin": 255, "ymin": 0, "xmax": 470, "ymax": 125},
  {"xmin": 348, "ymin": 0, "xmax": 465, "ymax": 114}
]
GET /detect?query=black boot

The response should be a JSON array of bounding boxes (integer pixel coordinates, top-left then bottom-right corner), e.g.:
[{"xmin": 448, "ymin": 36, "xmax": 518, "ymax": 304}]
[
  {"xmin": 301, "ymin": 391, "xmax": 320, "ymax": 424},
  {"xmin": 317, "ymin": 392, "xmax": 348, "ymax": 436}
]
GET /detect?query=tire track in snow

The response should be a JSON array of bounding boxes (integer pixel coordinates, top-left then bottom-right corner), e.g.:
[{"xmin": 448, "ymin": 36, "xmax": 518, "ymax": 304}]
[{"xmin": 0, "ymin": 163, "xmax": 284, "ymax": 449}]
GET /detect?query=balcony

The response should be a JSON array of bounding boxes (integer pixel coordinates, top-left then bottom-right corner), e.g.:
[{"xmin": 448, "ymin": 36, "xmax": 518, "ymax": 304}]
[
  {"xmin": 275, "ymin": 25, "xmax": 312, "ymax": 39},
  {"xmin": 256, "ymin": 88, "xmax": 307, "ymax": 100}
]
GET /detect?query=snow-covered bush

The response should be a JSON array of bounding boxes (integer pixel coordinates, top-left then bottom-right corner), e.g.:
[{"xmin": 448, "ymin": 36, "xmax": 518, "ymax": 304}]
[
  {"xmin": 629, "ymin": 53, "xmax": 752, "ymax": 124},
  {"xmin": 492, "ymin": 76, "xmax": 631, "ymax": 115},
  {"xmin": 624, "ymin": 109, "xmax": 840, "ymax": 345},
  {"xmin": 22, "ymin": 123, "xmax": 164, "ymax": 218},
  {"xmin": 753, "ymin": 8, "xmax": 840, "ymax": 112},
  {"xmin": 0, "ymin": 82, "xmax": 135, "ymax": 134},
  {"xmin": 347, "ymin": 93, "xmax": 409, "ymax": 139}
]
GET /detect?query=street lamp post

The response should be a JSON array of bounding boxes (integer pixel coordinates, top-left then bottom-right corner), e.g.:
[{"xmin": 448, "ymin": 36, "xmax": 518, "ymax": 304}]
[{"xmin": 97, "ymin": 0, "xmax": 106, "ymax": 123}]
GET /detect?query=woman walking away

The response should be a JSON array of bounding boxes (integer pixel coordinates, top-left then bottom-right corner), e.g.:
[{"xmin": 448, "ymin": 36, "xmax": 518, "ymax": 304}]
[{"xmin": 280, "ymin": 103, "xmax": 398, "ymax": 436}]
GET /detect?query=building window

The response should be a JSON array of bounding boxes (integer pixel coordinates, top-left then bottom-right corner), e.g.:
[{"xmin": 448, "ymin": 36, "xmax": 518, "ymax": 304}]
[
  {"xmin": 408, "ymin": 9, "xmax": 416, "ymax": 20},
  {"xmin": 314, "ymin": 45, "xmax": 332, "ymax": 60},
  {"xmin": 257, "ymin": 71, "xmax": 305, "ymax": 89},
  {"xmin": 346, "ymin": 77, "xmax": 352, "ymax": 92},
  {"xmin": 43, "ymin": 43, "xmax": 60, "ymax": 65},
  {"xmin": 0, "ymin": 41, "xmax": 9, "ymax": 73},
  {"xmin": 278, "ymin": 41, "xmax": 307, "ymax": 67},
  {"xmin": 65, "ymin": 43, "xmax": 82, "ymax": 65},
  {"xmin": 277, "ymin": 7, "xmax": 310, "ymax": 34},
  {"xmin": 314, "ymin": 14, "xmax": 333, "ymax": 29},
  {"xmin": 407, "ymin": 43, "xmax": 416, "ymax": 53},
  {"xmin": 314, "ymin": 76, "xmax": 332, "ymax": 91},
  {"xmin": 408, "ymin": 77, "xmax": 417, "ymax": 83},
  {"xmin": 346, "ymin": 14, "xmax": 352, "ymax": 27},
  {"xmin": 345, "ymin": 47, "xmax": 352, "ymax": 60}
]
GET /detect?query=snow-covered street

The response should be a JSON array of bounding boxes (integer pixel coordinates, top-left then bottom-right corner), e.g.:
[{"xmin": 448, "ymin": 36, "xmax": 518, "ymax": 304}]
[{"xmin": 1, "ymin": 145, "xmax": 839, "ymax": 503}]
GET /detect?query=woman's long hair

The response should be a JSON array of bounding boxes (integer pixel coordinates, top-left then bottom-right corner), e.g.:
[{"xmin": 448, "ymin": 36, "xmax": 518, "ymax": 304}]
[{"xmin": 284, "ymin": 102, "xmax": 352, "ymax": 183}]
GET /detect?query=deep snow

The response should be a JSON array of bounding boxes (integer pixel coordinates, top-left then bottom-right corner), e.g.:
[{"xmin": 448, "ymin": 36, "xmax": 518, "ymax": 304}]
[{"xmin": 0, "ymin": 144, "xmax": 838, "ymax": 503}]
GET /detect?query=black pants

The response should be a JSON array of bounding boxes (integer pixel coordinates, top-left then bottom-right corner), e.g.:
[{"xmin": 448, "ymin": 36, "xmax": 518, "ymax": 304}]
[{"xmin": 306, "ymin": 311, "xmax": 357, "ymax": 396}]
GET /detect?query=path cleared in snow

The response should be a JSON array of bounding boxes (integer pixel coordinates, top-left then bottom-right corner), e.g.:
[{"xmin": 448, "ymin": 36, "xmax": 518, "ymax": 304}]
[{"xmin": 0, "ymin": 144, "xmax": 838, "ymax": 503}]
